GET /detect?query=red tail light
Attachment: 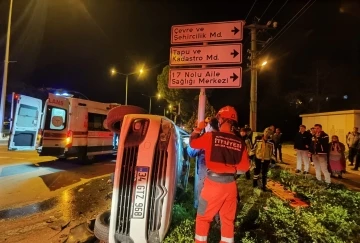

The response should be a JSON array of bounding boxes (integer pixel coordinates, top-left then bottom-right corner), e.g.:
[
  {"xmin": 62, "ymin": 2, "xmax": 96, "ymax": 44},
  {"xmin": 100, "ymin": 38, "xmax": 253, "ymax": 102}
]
[
  {"xmin": 36, "ymin": 129, "xmax": 43, "ymax": 148},
  {"xmin": 65, "ymin": 130, "xmax": 73, "ymax": 148}
]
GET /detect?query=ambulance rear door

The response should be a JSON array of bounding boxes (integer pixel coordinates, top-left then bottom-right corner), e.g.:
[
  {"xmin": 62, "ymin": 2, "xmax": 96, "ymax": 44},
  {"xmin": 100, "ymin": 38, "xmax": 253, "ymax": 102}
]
[
  {"xmin": 38, "ymin": 93, "xmax": 69, "ymax": 156},
  {"xmin": 8, "ymin": 95, "xmax": 42, "ymax": 151}
]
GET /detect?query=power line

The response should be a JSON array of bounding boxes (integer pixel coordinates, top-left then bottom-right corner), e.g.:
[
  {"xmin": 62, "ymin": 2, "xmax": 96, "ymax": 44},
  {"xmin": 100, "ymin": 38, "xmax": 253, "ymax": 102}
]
[
  {"xmin": 243, "ymin": 0, "xmax": 286, "ymax": 47},
  {"xmin": 260, "ymin": 0, "xmax": 316, "ymax": 54},
  {"xmin": 259, "ymin": 0, "xmax": 274, "ymax": 22},
  {"xmin": 270, "ymin": 0, "xmax": 289, "ymax": 21},
  {"xmin": 245, "ymin": 0, "xmax": 258, "ymax": 21}
]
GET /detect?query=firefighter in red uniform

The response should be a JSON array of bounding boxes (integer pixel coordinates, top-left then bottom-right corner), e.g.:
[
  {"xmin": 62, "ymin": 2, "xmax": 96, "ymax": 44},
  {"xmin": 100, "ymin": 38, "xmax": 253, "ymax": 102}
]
[{"xmin": 190, "ymin": 106, "xmax": 249, "ymax": 243}]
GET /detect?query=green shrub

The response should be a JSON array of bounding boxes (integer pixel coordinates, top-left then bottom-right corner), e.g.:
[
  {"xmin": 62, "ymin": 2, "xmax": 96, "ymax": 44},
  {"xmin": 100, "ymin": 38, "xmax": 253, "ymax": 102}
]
[
  {"xmin": 163, "ymin": 219, "xmax": 195, "ymax": 243},
  {"xmin": 164, "ymin": 168, "xmax": 360, "ymax": 243}
]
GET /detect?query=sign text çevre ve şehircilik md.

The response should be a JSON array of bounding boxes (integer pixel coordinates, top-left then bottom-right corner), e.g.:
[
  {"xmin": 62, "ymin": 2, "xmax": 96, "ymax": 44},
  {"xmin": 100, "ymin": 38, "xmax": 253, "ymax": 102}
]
[
  {"xmin": 170, "ymin": 71, "xmax": 229, "ymax": 86},
  {"xmin": 172, "ymin": 27, "xmax": 223, "ymax": 42}
]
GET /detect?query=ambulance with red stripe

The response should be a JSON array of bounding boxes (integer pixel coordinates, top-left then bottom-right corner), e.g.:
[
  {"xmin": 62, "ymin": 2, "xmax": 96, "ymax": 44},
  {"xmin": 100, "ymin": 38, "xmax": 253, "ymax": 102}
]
[{"xmin": 36, "ymin": 93, "xmax": 120, "ymax": 161}]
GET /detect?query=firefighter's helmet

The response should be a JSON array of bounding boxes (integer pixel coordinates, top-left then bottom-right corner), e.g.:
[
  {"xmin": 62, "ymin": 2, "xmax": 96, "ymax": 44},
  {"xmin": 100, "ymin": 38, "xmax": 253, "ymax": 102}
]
[{"xmin": 216, "ymin": 106, "xmax": 238, "ymax": 123}]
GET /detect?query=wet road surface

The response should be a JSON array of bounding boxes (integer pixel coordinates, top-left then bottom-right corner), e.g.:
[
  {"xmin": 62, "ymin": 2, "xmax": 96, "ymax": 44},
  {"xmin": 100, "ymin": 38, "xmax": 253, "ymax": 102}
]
[
  {"xmin": 0, "ymin": 146, "xmax": 116, "ymax": 210},
  {"xmin": 0, "ymin": 176, "xmax": 113, "ymax": 243}
]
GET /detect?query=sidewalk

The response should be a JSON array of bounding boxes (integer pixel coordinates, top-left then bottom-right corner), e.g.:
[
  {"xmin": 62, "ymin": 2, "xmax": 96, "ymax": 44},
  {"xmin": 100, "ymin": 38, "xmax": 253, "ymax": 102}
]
[{"xmin": 280, "ymin": 145, "xmax": 360, "ymax": 191}]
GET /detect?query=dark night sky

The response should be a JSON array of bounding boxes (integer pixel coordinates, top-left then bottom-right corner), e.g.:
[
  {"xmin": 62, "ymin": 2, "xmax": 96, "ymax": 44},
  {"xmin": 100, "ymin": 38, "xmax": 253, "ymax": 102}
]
[{"xmin": 1, "ymin": 0, "xmax": 360, "ymax": 129}]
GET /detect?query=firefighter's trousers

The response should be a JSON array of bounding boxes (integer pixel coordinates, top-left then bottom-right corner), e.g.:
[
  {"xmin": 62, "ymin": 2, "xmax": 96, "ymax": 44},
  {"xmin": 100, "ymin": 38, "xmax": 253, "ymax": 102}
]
[{"xmin": 195, "ymin": 174, "xmax": 237, "ymax": 243}]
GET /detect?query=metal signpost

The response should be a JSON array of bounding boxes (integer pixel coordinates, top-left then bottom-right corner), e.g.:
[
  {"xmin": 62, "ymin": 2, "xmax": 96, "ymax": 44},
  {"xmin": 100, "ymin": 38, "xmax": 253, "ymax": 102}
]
[{"xmin": 169, "ymin": 20, "xmax": 244, "ymax": 123}]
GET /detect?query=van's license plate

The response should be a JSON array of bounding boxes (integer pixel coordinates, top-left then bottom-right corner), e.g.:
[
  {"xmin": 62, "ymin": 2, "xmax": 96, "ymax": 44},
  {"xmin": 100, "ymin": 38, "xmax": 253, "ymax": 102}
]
[{"xmin": 132, "ymin": 167, "xmax": 149, "ymax": 219}]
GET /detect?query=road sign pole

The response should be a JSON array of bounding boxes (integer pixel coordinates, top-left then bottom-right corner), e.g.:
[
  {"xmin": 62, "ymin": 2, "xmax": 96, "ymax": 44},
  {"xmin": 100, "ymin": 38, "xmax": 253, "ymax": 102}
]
[
  {"xmin": 197, "ymin": 43, "xmax": 207, "ymax": 123},
  {"xmin": 125, "ymin": 74, "xmax": 129, "ymax": 105}
]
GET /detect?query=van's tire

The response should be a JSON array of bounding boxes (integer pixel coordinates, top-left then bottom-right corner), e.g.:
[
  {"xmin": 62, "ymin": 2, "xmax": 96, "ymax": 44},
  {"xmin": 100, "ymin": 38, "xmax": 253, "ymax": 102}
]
[
  {"xmin": 106, "ymin": 105, "xmax": 147, "ymax": 134},
  {"xmin": 78, "ymin": 147, "xmax": 95, "ymax": 164},
  {"xmin": 94, "ymin": 210, "xmax": 111, "ymax": 242}
]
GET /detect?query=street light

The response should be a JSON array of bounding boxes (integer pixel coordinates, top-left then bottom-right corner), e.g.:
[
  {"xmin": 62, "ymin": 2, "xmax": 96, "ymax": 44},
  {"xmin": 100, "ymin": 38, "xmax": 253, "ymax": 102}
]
[
  {"xmin": 110, "ymin": 66, "xmax": 145, "ymax": 105},
  {"xmin": 141, "ymin": 93, "xmax": 161, "ymax": 114},
  {"xmin": 0, "ymin": 0, "xmax": 13, "ymax": 137},
  {"xmin": 261, "ymin": 61, "xmax": 268, "ymax": 66}
]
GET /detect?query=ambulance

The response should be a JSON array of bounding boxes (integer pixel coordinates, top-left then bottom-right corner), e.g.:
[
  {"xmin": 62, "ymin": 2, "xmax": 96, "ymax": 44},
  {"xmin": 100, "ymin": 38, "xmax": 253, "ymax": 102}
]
[{"xmin": 36, "ymin": 93, "xmax": 120, "ymax": 161}]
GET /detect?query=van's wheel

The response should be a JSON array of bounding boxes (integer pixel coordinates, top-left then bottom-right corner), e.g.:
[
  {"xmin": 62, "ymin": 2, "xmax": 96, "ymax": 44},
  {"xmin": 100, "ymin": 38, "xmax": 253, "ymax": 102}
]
[
  {"xmin": 106, "ymin": 105, "xmax": 147, "ymax": 134},
  {"xmin": 79, "ymin": 155, "xmax": 95, "ymax": 164},
  {"xmin": 94, "ymin": 210, "xmax": 110, "ymax": 242},
  {"xmin": 78, "ymin": 148, "xmax": 95, "ymax": 164}
]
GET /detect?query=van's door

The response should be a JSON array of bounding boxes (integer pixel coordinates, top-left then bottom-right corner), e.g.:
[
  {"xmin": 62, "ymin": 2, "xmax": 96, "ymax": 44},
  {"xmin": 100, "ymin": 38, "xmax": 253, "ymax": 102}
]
[
  {"xmin": 38, "ymin": 93, "xmax": 69, "ymax": 157},
  {"xmin": 8, "ymin": 95, "xmax": 42, "ymax": 151}
]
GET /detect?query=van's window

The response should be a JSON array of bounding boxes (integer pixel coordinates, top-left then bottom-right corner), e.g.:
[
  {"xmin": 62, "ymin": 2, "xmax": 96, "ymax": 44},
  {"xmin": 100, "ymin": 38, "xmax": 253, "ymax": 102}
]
[
  {"xmin": 88, "ymin": 113, "xmax": 107, "ymax": 131},
  {"xmin": 16, "ymin": 104, "xmax": 38, "ymax": 128},
  {"xmin": 45, "ymin": 106, "xmax": 67, "ymax": 131}
]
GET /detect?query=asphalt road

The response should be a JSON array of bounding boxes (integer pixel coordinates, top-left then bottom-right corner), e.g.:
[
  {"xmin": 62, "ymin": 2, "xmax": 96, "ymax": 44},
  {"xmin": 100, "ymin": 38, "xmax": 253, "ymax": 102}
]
[{"xmin": 0, "ymin": 145, "xmax": 116, "ymax": 210}]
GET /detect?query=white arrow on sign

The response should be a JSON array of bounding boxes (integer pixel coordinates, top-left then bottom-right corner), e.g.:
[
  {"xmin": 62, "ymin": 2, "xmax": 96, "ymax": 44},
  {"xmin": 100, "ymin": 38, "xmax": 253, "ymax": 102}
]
[
  {"xmin": 170, "ymin": 44, "xmax": 242, "ymax": 66},
  {"xmin": 168, "ymin": 67, "xmax": 242, "ymax": 89}
]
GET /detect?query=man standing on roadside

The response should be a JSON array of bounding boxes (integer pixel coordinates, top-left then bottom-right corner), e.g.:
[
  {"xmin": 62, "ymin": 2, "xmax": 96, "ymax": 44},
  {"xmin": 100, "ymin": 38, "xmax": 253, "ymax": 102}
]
[
  {"xmin": 273, "ymin": 128, "xmax": 283, "ymax": 163},
  {"xmin": 309, "ymin": 124, "xmax": 331, "ymax": 185},
  {"xmin": 346, "ymin": 127, "xmax": 360, "ymax": 166},
  {"xmin": 294, "ymin": 125, "xmax": 312, "ymax": 174}
]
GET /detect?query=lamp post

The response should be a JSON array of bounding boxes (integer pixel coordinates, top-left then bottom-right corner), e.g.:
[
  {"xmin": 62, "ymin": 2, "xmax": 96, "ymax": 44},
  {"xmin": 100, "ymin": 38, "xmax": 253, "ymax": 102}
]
[
  {"xmin": 110, "ymin": 68, "xmax": 144, "ymax": 105},
  {"xmin": 141, "ymin": 93, "xmax": 161, "ymax": 114},
  {"xmin": 0, "ymin": 0, "xmax": 14, "ymax": 137}
]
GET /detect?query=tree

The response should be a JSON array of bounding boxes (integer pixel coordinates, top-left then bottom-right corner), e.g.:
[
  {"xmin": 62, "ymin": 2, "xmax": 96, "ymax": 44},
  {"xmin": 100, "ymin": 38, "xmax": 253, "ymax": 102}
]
[
  {"xmin": 184, "ymin": 99, "xmax": 217, "ymax": 132},
  {"xmin": 157, "ymin": 65, "xmax": 198, "ymax": 120},
  {"xmin": 157, "ymin": 65, "xmax": 217, "ymax": 126}
]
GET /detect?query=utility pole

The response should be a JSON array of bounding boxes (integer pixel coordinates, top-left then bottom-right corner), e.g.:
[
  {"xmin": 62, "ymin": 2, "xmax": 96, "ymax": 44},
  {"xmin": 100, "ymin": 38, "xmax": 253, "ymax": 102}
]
[
  {"xmin": 245, "ymin": 20, "xmax": 277, "ymax": 132},
  {"xmin": 0, "ymin": 0, "xmax": 14, "ymax": 138},
  {"xmin": 315, "ymin": 67, "xmax": 320, "ymax": 112},
  {"xmin": 249, "ymin": 25, "xmax": 258, "ymax": 132}
]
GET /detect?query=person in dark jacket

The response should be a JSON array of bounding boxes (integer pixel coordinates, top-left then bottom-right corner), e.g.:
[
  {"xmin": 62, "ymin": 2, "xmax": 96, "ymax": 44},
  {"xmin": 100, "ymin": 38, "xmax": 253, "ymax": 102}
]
[
  {"xmin": 272, "ymin": 128, "xmax": 283, "ymax": 163},
  {"xmin": 244, "ymin": 124, "xmax": 253, "ymax": 142},
  {"xmin": 187, "ymin": 118, "xmax": 219, "ymax": 209},
  {"xmin": 308, "ymin": 124, "xmax": 331, "ymax": 184},
  {"xmin": 352, "ymin": 140, "xmax": 360, "ymax": 171},
  {"xmin": 294, "ymin": 125, "xmax": 312, "ymax": 174}
]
